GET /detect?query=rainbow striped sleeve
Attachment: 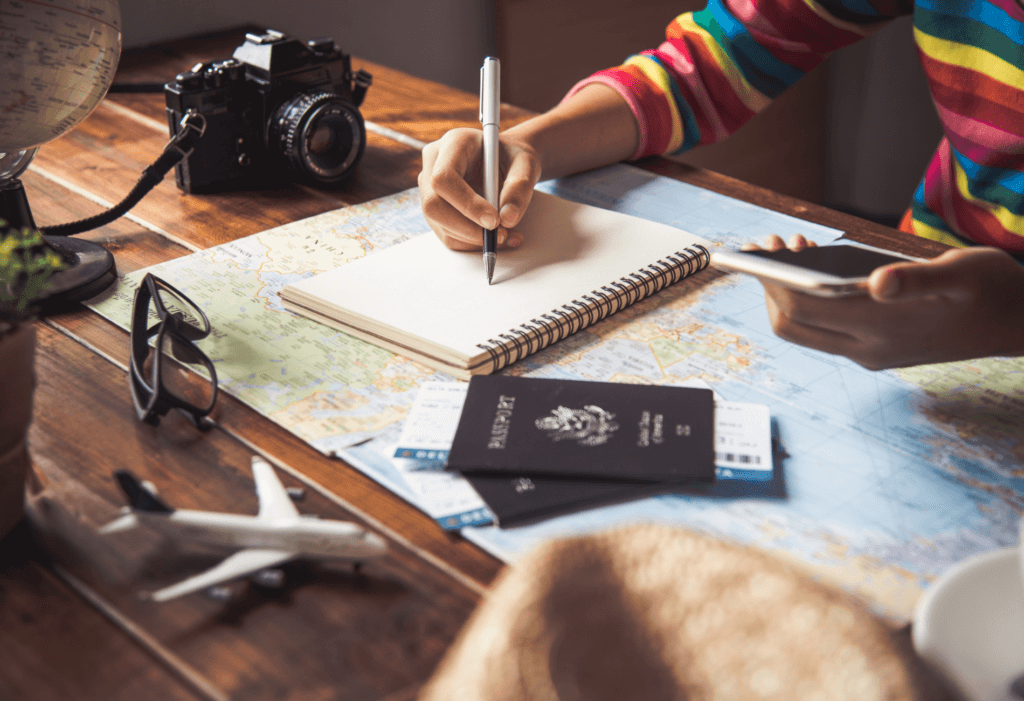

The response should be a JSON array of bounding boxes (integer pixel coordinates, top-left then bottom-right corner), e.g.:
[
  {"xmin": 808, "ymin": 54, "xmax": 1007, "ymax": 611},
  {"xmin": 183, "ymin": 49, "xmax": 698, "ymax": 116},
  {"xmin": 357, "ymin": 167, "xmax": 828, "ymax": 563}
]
[
  {"xmin": 906, "ymin": 0, "xmax": 1024, "ymax": 250},
  {"xmin": 567, "ymin": 0, "xmax": 904, "ymax": 159},
  {"xmin": 567, "ymin": 0, "xmax": 1024, "ymax": 251}
]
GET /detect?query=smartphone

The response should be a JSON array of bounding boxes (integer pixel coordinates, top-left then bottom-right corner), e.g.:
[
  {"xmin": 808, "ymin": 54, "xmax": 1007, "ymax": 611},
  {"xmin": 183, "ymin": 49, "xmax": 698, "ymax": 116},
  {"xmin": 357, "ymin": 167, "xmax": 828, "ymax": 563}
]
[{"xmin": 710, "ymin": 244, "xmax": 921, "ymax": 297}]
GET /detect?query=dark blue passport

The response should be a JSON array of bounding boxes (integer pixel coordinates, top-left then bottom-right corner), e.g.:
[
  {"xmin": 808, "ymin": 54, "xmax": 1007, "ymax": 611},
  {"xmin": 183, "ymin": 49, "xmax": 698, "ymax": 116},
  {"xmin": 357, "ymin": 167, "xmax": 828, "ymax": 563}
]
[
  {"xmin": 464, "ymin": 472, "xmax": 695, "ymax": 527},
  {"xmin": 445, "ymin": 375, "xmax": 715, "ymax": 483}
]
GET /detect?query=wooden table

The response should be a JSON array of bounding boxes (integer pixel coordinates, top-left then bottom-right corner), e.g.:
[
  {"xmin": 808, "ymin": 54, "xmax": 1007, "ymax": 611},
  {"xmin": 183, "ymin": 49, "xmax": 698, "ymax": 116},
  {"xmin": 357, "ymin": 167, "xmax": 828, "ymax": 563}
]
[{"xmin": 0, "ymin": 30, "xmax": 952, "ymax": 701}]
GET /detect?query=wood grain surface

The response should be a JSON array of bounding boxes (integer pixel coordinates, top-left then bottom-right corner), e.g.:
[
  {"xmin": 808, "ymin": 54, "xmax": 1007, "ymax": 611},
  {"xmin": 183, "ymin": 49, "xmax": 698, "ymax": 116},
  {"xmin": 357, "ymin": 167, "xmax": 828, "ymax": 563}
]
[{"xmin": 1, "ymin": 27, "xmax": 950, "ymax": 701}]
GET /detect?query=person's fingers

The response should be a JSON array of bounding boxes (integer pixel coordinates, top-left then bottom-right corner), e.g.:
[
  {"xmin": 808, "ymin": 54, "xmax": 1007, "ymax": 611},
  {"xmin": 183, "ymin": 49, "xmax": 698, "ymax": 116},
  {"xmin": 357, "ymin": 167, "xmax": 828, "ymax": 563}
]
[
  {"xmin": 420, "ymin": 139, "xmax": 439, "ymax": 172},
  {"xmin": 419, "ymin": 130, "xmax": 493, "ymax": 249},
  {"xmin": 428, "ymin": 222, "xmax": 516, "ymax": 251},
  {"xmin": 743, "ymin": 234, "xmax": 819, "ymax": 253},
  {"xmin": 764, "ymin": 292, "xmax": 862, "ymax": 359},
  {"xmin": 763, "ymin": 283, "xmax": 832, "ymax": 328},
  {"xmin": 439, "ymin": 231, "xmax": 486, "ymax": 251},
  {"xmin": 763, "ymin": 281, "xmax": 884, "ymax": 337},
  {"xmin": 742, "ymin": 236, "xmax": 818, "ymax": 253},
  {"xmin": 498, "ymin": 149, "xmax": 541, "ymax": 230},
  {"xmin": 501, "ymin": 227, "xmax": 524, "ymax": 248},
  {"xmin": 420, "ymin": 178, "xmax": 518, "ymax": 251},
  {"xmin": 420, "ymin": 183, "xmax": 489, "ymax": 249},
  {"xmin": 866, "ymin": 263, "xmax": 912, "ymax": 301},
  {"xmin": 868, "ymin": 253, "xmax": 965, "ymax": 302},
  {"xmin": 428, "ymin": 130, "xmax": 498, "ymax": 229},
  {"xmin": 873, "ymin": 247, "xmax": 1024, "ymax": 305}
]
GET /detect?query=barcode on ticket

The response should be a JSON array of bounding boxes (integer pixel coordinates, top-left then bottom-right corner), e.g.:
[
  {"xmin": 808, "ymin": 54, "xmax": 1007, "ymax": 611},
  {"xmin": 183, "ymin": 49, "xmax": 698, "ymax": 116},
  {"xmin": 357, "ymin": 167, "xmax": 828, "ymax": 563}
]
[{"xmin": 716, "ymin": 452, "xmax": 761, "ymax": 465}]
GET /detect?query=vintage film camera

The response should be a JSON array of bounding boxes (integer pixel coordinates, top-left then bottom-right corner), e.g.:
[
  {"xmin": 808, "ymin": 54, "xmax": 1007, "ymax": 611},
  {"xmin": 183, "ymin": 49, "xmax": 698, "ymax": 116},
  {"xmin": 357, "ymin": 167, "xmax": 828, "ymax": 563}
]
[{"xmin": 165, "ymin": 29, "xmax": 372, "ymax": 193}]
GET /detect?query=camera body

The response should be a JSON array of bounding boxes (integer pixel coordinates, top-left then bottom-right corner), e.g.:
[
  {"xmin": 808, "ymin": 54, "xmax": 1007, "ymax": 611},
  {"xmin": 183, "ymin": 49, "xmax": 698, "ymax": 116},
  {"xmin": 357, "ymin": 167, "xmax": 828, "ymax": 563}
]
[{"xmin": 165, "ymin": 29, "xmax": 372, "ymax": 193}]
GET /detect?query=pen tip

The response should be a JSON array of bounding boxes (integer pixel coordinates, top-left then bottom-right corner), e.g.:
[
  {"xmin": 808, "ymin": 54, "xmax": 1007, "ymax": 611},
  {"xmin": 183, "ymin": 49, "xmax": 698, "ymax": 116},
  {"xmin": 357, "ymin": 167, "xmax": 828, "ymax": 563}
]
[{"xmin": 484, "ymin": 253, "xmax": 496, "ymax": 284}]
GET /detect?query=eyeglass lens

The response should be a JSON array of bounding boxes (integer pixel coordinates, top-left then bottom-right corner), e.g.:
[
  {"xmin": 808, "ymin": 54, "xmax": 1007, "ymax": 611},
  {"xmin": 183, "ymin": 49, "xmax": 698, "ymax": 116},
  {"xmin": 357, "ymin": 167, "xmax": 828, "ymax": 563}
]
[
  {"xmin": 146, "ymin": 330, "xmax": 216, "ymax": 411},
  {"xmin": 155, "ymin": 286, "xmax": 208, "ymax": 341}
]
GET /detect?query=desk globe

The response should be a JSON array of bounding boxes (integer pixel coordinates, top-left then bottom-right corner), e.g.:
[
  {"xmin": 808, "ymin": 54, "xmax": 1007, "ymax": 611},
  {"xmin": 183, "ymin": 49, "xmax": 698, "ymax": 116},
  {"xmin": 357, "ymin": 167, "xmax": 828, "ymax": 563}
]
[{"xmin": 0, "ymin": 0, "xmax": 122, "ymax": 306}]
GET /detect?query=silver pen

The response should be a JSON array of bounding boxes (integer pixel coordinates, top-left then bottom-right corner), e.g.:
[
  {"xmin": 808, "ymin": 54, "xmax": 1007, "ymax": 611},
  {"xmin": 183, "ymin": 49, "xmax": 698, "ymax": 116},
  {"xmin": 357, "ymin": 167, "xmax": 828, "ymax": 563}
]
[{"xmin": 479, "ymin": 57, "xmax": 500, "ymax": 284}]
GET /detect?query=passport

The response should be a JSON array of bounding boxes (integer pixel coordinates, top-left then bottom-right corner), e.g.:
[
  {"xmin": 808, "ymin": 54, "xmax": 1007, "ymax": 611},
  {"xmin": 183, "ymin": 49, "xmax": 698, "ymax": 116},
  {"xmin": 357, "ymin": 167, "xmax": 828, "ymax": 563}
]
[
  {"xmin": 463, "ymin": 472, "xmax": 687, "ymax": 527},
  {"xmin": 445, "ymin": 375, "xmax": 715, "ymax": 483}
]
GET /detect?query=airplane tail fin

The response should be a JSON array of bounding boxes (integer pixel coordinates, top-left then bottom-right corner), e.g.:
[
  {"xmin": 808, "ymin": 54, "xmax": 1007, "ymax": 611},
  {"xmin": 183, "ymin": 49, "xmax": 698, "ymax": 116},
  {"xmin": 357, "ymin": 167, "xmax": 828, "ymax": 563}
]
[{"xmin": 113, "ymin": 470, "xmax": 174, "ymax": 513}]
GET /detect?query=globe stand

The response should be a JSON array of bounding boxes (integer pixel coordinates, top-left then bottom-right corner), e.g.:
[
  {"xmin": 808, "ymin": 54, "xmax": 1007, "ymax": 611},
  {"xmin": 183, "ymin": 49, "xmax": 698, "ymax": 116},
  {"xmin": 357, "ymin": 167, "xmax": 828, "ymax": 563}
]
[{"xmin": 0, "ymin": 177, "xmax": 116, "ymax": 313}]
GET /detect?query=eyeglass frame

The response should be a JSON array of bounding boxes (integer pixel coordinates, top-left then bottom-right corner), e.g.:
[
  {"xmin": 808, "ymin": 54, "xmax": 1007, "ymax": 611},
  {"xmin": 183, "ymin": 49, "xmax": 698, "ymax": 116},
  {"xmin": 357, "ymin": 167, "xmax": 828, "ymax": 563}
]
[{"xmin": 129, "ymin": 273, "xmax": 218, "ymax": 428}]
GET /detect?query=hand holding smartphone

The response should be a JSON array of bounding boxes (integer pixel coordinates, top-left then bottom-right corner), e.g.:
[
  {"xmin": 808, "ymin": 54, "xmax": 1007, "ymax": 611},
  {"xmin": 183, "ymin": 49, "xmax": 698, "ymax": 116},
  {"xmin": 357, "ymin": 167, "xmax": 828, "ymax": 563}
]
[{"xmin": 710, "ymin": 244, "xmax": 922, "ymax": 298}]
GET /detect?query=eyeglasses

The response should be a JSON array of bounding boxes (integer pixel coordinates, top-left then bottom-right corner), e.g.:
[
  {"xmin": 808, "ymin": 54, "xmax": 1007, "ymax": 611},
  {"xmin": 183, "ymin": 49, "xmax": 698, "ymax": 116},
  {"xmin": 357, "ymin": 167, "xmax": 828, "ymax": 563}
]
[{"xmin": 129, "ymin": 273, "xmax": 217, "ymax": 428}]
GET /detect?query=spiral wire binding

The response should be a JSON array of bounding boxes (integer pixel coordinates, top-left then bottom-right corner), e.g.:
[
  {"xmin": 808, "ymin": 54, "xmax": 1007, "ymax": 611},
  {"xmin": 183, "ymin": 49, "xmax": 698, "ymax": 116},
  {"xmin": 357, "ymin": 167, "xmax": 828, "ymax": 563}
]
[{"xmin": 476, "ymin": 244, "xmax": 711, "ymax": 373}]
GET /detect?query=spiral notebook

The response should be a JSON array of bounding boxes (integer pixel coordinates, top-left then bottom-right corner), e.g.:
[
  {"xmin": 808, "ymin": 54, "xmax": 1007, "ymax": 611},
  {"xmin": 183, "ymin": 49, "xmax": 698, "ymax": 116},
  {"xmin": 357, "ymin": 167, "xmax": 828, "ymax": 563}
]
[{"xmin": 279, "ymin": 190, "xmax": 711, "ymax": 379}]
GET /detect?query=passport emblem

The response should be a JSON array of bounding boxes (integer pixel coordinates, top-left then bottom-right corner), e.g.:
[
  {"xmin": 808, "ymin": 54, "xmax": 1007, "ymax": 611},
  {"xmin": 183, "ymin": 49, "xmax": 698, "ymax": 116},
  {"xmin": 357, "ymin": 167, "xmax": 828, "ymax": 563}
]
[{"xmin": 535, "ymin": 405, "xmax": 620, "ymax": 447}]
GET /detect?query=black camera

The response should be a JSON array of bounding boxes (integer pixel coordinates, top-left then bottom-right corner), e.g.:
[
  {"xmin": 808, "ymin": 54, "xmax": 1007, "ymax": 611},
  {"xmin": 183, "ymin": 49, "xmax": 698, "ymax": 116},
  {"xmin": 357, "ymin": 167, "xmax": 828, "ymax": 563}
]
[{"xmin": 165, "ymin": 29, "xmax": 372, "ymax": 193}]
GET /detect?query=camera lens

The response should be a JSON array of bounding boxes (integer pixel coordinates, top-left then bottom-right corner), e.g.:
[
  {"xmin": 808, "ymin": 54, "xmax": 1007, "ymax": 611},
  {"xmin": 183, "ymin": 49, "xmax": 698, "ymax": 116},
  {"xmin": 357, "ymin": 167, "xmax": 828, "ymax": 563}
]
[{"xmin": 271, "ymin": 92, "xmax": 366, "ymax": 185}]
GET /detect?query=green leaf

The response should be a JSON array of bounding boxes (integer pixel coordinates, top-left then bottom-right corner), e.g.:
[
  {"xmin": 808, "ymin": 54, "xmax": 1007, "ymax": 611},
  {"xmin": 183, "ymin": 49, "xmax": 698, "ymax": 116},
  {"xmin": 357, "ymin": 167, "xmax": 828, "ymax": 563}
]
[{"xmin": 0, "ymin": 223, "xmax": 69, "ymax": 320}]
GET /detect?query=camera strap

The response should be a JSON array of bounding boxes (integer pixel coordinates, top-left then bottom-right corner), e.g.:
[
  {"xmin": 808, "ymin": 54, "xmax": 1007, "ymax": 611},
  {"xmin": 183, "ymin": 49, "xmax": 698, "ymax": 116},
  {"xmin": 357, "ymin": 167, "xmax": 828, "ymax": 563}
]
[
  {"xmin": 40, "ymin": 111, "xmax": 207, "ymax": 237},
  {"xmin": 350, "ymin": 69, "xmax": 372, "ymax": 107}
]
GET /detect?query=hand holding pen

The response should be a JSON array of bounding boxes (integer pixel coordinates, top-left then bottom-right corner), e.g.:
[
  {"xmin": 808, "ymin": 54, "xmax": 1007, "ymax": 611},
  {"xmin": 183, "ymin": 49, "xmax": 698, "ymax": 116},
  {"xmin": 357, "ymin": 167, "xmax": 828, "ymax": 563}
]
[
  {"xmin": 419, "ymin": 58, "xmax": 636, "ymax": 254},
  {"xmin": 480, "ymin": 57, "xmax": 500, "ymax": 284}
]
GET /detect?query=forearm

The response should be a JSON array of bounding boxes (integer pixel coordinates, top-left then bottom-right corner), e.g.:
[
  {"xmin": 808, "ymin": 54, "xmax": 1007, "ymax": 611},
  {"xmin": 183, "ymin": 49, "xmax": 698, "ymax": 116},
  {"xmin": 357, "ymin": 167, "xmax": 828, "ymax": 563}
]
[{"xmin": 502, "ymin": 84, "xmax": 639, "ymax": 181}]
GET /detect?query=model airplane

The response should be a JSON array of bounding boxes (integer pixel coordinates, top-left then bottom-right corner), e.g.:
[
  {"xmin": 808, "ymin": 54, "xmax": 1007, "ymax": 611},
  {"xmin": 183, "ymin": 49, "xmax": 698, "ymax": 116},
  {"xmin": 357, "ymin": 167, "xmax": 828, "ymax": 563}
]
[{"xmin": 100, "ymin": 456, "xmax": 388, "ymax": 602}]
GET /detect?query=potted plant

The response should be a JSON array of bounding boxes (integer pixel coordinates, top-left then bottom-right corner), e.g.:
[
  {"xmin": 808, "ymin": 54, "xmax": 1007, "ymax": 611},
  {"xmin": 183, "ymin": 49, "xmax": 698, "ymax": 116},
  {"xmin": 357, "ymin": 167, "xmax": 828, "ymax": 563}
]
[{"xmin": 0, "ymin": 224, "xmax": 67, "ymax": 540}]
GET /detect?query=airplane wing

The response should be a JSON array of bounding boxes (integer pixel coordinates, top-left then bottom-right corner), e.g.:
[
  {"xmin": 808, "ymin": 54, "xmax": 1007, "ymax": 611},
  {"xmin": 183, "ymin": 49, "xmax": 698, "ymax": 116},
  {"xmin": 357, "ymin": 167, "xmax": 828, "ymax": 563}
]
[
  {"xmin": 148, "ymin": 548, "xmax": 298, "ymax": 602},
  {"xmin": 251, "ymin": 457, "xmax": 301, "ymax": 521}
]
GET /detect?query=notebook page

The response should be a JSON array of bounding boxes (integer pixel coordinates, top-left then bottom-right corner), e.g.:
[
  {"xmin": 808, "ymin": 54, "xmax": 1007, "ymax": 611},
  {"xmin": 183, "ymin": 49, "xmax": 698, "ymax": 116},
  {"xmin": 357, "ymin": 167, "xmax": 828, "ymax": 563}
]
[{"xmin": 282, "ymin": 191, "xmax": 710, "ymax": 361}]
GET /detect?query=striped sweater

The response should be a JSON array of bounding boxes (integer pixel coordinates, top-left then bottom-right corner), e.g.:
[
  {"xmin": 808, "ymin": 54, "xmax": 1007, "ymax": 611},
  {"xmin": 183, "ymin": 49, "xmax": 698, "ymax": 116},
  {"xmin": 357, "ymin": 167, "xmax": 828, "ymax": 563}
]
[{"xmin": 568, "ymin": 0, "xmax": 1024, "ymax": 251}]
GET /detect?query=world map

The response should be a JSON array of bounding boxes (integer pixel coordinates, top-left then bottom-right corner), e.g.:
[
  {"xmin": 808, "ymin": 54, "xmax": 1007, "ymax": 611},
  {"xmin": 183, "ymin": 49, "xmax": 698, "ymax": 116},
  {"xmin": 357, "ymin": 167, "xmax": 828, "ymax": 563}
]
[{"xmin": 88, "ymin": 164, "xmax": 1024, "ymax": 621}]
